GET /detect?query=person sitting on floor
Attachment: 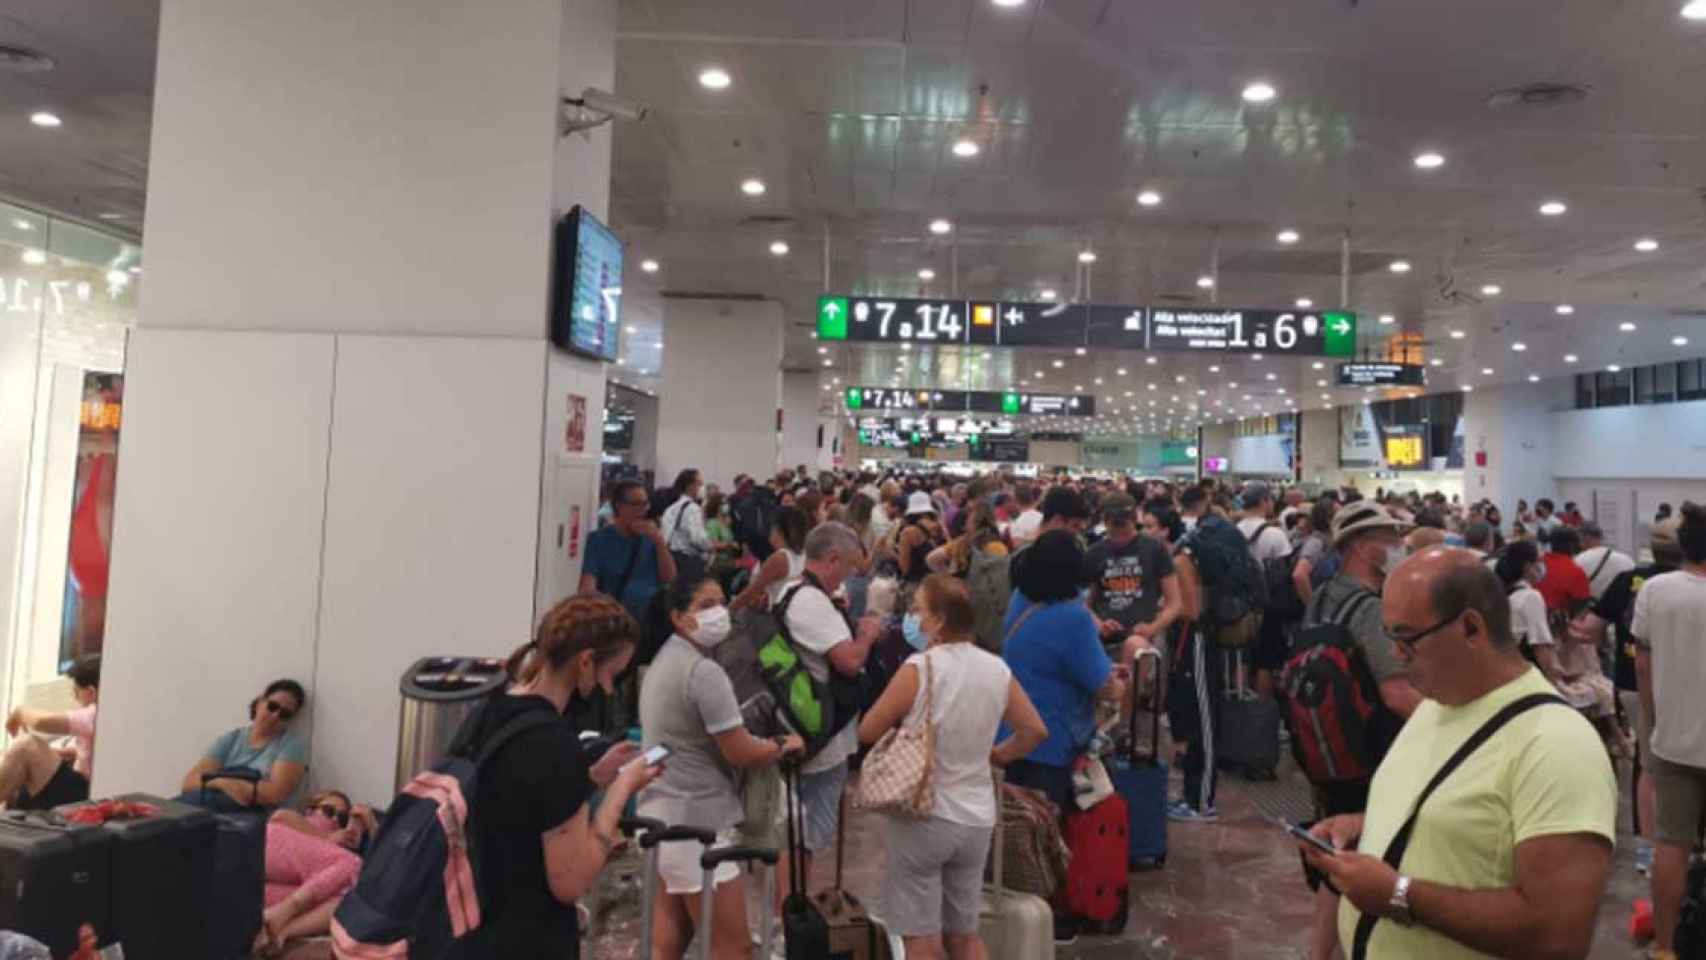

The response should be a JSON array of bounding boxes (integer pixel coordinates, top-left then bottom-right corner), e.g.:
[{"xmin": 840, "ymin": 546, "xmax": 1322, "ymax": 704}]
[
  {"xmin": 254, "ymin": 789, "xmax": 377, "ymax": 956},
  {"xmin": 0, "ymin": 654, "xmax": 100, "ymax": 810},
  {"xmin": 178, "ymin": 678, "xmax": 308, "ymax": 812}
]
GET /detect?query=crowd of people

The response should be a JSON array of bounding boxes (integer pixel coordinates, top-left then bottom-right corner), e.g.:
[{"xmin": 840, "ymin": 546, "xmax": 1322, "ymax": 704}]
[{"xmin": 6, "ymin": 459, "xmax": 1702, "ymax": 959}]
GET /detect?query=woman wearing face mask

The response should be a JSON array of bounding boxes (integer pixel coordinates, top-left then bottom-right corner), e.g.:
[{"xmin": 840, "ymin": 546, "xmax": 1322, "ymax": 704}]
[
  {"xmin": 1495, "ymin": 540, "xmax": 1569, "ymax": 691},
  {"xmin": 859, "ymin": 575, "xmax": 1047, "ymax": 960},
  {"xmin": 253, "ymin": 789, "xmax": 377, "ymax": 955},
  {"xmin": 638, "ymin": 575, "xmax": 804, "ymax": 960},
  {"xmin": 457, "ymin": 594, "xmax": 662, "ymax": 960}
]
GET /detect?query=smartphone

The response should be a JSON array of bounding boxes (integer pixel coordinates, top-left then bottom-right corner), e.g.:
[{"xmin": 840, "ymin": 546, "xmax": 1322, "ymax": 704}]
[
  {"xmin": 626, "ymin": 744, "xmax": 672, "ymax": 769},
  {"xmin": 1281, "ymin": 818, "xmax": 1338, "ymax": 855}
]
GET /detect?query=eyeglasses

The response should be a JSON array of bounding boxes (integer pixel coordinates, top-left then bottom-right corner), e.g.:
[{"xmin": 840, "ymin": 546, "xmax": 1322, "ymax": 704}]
[
  {"xmin": 264, "ymin": 699, "xmax": 297, "ymax": 721},
  {"xmin": 1389, "ymin": 608, "xmax": 1466, "ymax": 655},
  {"xmin": 311, "ymin": 802, "xmax": 350, "ymax": 828},
  {"xmin": 621, "ymin": 497, "xmax": 648, "ymax": 508}
]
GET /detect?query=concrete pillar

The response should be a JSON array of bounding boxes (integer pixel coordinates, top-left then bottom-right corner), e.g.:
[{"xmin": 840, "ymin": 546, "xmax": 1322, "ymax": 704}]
[
  {"xmin": 96, "ymin": 0, "xmax": 617, "ymax": 806},
  {"xmin": 780, "ymin": 372, "xmax": 821, "ymax": 475},
  {"xmin": 656, "ymin": 299, "xmax": 784, "ymax": 488}
]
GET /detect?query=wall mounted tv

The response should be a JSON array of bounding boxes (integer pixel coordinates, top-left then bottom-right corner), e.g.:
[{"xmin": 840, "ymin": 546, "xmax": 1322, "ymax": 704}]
[{"xmin": 550, "ymin": 205, "xmax": 624, "ymax": 362}]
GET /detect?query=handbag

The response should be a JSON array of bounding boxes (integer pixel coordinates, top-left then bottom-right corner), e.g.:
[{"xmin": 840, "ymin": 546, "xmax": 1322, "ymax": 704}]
[{"xmin": 853, "ymin": 651, "xmax": 937, "ymax": 817}]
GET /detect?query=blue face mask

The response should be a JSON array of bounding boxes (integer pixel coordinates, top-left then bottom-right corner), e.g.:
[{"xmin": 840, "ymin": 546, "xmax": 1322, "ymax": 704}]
[{"xmin": 902, "ymin": 613, "xmax": 928, "ymax": 651}]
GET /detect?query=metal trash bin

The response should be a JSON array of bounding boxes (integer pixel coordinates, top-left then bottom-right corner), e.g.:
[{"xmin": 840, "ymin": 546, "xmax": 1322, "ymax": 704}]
[{"xmin": 395, "ymin": 656, "xmax": 509, "ymax": 792}]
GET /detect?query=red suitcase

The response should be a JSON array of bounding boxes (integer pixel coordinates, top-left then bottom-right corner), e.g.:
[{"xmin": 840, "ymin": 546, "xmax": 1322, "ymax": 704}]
[{"xmin": 1061, "ymin": 791, "xmax": 1130, "ymax": 931}]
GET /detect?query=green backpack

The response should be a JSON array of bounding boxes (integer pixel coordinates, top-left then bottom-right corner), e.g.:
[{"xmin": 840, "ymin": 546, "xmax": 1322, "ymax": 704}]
[{"xmin": 758, "ymin": 575, "xmax": 863, "ymax": 759}]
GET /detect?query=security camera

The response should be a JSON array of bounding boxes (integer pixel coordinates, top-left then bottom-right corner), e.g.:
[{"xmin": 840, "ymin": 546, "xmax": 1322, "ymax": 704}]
[{"xmin": 560, "ymin": 87, "xmax": 649, "ymax": 135}]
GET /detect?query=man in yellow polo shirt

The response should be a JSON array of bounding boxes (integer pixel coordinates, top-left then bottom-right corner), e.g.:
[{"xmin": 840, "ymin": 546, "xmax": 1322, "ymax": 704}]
[{"xmin": 1302, "ymin": 547, "xmax": 1616, "ymax": 959}]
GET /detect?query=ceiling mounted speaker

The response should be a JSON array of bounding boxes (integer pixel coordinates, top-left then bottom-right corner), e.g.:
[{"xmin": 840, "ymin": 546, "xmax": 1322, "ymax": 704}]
[
  {"xmin": 0, "ymin": 44, "xmax": 56, "ymax": 73},
  {"xmin": 1485, "ymin": 82, "xmax": 1591, "ymax": 109}
]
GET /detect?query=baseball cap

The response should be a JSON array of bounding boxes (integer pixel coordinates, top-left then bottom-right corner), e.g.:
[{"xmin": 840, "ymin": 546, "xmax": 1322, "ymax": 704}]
[{"xmin": 1331, "ymin": 501, "xmax": 1409, "ymax": 548}]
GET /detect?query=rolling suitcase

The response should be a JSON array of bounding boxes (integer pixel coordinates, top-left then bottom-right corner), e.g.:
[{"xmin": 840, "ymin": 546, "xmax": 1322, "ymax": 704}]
[
  {"xmin": 980, "ymin": 770, "xmax": 1055, "ymax": 960},
  {"xmin": 813, "ymin": 790, "xmax": 892, "ymax": 959},
  {"xmin": 1062, "ymin": 790, "xmax": 1129, "ymax": 932},
  {"xmin": 781, "ymin": 765, "xmax": 831, "ymax": 959},
  {"xmin": 99, "ymin": 793, "xmax": 216, "ymax": 960},
  {"xmin": 696, "ymin": 844, "xmax": 778, "ymax": 960},
  {"xmin": 0, "ymin": 810, "xmax": 114, "ymax": 957},
  {"xmin": 205, "ymin": 811, "xmax": 268, "ymax": 959},
  {"xmin": 1110, "ymin": 647, "xmax": 1168, "ymax": 869},
  {"xmin": 1219, "ymin": 648, "xmax": 1281, "ymax": 780},
  {"xmin": 622, "ymin": 818, "xmax": 715, "ymax": 960}
]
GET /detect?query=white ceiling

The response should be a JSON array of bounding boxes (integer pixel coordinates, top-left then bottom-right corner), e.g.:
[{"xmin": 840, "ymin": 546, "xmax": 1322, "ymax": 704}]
[{"xmin": 5, "ymin": 0, "xmax": 1706, "ymax": 435}]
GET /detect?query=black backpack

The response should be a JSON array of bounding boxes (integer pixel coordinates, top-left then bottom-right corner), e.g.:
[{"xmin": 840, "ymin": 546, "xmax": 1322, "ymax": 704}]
[
  {"xmin": 733, "ymin": 489, "xmax": 780, "ymax": 561},
  {"xmin": 1186, "ymin": 515, "xmax": 1269, "ymax": 648},
  {"xmin": 1250, "ymin": 523, "xmax": 1306, "ymax": 624}
]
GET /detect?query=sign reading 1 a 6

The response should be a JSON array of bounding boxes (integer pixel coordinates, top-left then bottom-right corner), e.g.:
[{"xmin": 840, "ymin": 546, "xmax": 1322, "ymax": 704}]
[{"xmin": 818, "ymin": 296, "xmax": 966, "ymax": 344}]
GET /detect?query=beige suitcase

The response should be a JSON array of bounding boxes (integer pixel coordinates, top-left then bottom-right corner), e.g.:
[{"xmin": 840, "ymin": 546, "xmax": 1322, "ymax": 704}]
[{"xmin": 979, "ymin": 771, "xmax": 1056, "ymax": 960}]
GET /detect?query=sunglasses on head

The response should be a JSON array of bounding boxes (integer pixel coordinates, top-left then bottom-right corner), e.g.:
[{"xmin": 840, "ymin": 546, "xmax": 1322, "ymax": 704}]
[
  {"xmin": 310, "ymin": 802, "xmax": 350, "ymax": 828},
  {"xmin": 264, "ymin": 699, "xmax": 297, "ymax": 721}
]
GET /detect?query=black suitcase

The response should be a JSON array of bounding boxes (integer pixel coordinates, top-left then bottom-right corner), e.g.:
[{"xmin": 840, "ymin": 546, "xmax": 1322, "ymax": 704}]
[
  {"xmin": 1219, "ymin": 649, "xmax": 1282, "ymax": 779},
  {"xmin": 0, "ymin": 810, "xmax": 115, "ymax": 956},
  {"xmin": 100, "ymin": 794, "xmax": 216, "ymax": 960},
  {"xmin": 781, "ymin": 767, "xmax": 830, "ymax": 959},
  {"xmin": 205, "ymin": 811, "xmax": 268, "ymax": 959}
]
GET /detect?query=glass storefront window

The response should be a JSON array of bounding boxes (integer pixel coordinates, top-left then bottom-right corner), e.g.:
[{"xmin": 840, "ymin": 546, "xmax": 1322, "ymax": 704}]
[{"xmin": 0, "ymin": 199, "xmax": 138, "ymax": 722}]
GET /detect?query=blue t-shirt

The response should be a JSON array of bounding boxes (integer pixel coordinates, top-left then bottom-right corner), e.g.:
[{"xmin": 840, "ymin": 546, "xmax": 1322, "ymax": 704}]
[
  {"xmin": 583, "ymin": 525, "xmax": 663, "ymax": 618},
  {"xmin": 204, "ymin": 725, "xmax": 308, "ymax": 776},
  {"xmin": 999, "ymin": 592, "xmax": 1112, "ymax": 768}
]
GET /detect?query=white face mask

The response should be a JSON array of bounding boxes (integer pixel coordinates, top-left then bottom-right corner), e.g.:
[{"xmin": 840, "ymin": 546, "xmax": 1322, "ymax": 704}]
[
  {"xmin": 691, "ymin": 605, "xmax": 732, "ymax": 647},
  {"xmin": 1378, "ymin": 545, "xmax": 1408, "ymax": 576}
]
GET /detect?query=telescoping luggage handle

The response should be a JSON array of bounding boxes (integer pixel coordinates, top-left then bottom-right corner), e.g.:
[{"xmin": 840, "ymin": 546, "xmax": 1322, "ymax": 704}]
[
  {"xmin": 1127, "ymin": 647, "xmax": 1164, "ymax": 767},
  {"xmin": 990, "ymin": 767, "xmax": 1009, "ymax": 893},
  {"xmin": 619, "ymin": 818, "xmax": 715, "ymax": 960},
  {"xmin": 697, "ymin": 846, "xmax": 780, "ymax": 960}
]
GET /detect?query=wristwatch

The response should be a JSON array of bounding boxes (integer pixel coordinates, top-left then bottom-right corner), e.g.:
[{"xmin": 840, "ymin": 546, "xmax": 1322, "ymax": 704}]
[{"xmin": 1388, "ymin": 875, "xmax": 1415, "ymax": 926}]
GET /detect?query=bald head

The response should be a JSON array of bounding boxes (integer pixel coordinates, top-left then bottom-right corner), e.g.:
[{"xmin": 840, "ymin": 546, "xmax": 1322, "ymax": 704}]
[{"xmin": 1388, "ymin": 547, "xmax": 1515, "ymax": 650}]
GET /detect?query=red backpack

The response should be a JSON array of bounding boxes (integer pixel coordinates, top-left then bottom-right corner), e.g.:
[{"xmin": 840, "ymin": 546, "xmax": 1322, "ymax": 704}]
[{"xmin": 1280, "ymin": 589, "xmax": 1390, "ymax": 783}]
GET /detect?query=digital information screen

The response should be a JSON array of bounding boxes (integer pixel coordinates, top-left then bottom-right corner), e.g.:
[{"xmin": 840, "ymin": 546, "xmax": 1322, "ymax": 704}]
[
  {"xmin": 971, "ymin": 438, "xmax": 1031, "ymax": 462},
  {"xmin": 819, "ymin": 296, "xmax": 1355, "ymax": 357},
  {"xmin": 1336, "ymin": 362, "xmax": 1427, "ymax": 387},
  {"xmin": 1383, "ymin": 425, "xmax": 1429, "ymax": 469},
  {"xmin": 551, "ymin": 207, "xmax": 623, "ymax": 361},
  {"xmin": 846, "ymin": 387, "xmax": 1094, "ymax": 417}
]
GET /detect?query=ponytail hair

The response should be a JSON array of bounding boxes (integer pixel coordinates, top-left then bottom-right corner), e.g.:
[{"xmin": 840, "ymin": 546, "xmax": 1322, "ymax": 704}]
[{"xmin": 506, "ymin": 593, "xmax": 640, "ymax": 684}]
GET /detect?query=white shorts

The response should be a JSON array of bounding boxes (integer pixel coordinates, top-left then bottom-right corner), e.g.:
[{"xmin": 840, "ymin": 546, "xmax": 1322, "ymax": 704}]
[{"xmin": 657, "ymin": 826, "xmax": 743, "ymax": 896}]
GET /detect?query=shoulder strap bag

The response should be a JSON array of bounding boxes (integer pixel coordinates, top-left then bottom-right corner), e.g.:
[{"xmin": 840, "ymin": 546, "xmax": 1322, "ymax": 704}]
[{"xmin": 852, "ymin": 651, "xmax": 936, "ymax": 817}]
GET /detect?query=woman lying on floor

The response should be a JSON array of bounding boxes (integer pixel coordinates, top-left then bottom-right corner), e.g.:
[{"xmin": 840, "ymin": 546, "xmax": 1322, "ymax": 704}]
[{"xmin": 253, "ymin": 789, "xmax": 377, "ymax": 956}]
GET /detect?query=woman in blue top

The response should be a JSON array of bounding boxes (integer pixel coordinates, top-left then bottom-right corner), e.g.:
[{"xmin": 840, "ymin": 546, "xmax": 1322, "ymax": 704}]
[
  {"xmin": 179, "ymin": 678, "xmax": 309, "ymax": 812},
  {"xmin": 1000, "ymin": 530, "xmax": 1128, "ymax": 813}
]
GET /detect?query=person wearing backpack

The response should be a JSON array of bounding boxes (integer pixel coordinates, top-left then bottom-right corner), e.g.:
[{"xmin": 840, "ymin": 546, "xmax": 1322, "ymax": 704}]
[
  {"xmin": 1574, "ymin": 521, "xmax": 1634, "ymax": 602},
  {"xmin": 451, "ymin": 594, "xmax": 662, "ymax": 960},
  {"xmin": 580, "ymin": 480, "xmax": 677, "ymax": 621},
  {"xmin": 1290, "ymin": 502, "xmax": 1422, "ymax": 960},
  {"xmin": 1303, "ymin": 547, "xmax": 1615, "ymax": 960}
]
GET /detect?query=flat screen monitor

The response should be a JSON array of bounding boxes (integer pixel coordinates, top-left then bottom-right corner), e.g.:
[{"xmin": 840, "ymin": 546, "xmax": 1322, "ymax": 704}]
[{"xmin": 551, "ymin": 206, "xmax": 623, "ymax": 361}]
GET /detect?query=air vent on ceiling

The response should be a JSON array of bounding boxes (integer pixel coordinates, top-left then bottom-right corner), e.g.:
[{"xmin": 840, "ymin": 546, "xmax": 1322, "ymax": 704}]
[
  {"xmin": 659, "ymin": 290, "xmax": 768, "ymax": 301},
  {"xmin": 1219, "ymin": 250, "xmax": 1394, "ymax": 277},
  {"xmin": 1485, "ymin": 82, "xmax": 1591, "ymax": 110},
  {"xmin": 743, "ymin": 215, "xmax": 796, "ymax": 226},
  {"xmin": 0, "ymin": 44, "xmax": 55, "ymax": 73}
]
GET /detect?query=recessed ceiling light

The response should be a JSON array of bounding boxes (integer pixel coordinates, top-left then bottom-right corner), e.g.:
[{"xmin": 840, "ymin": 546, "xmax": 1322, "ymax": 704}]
[
  {"xmin": 1078, "ymin": 250, "xmax": 1097, "ymax": 264},
  {"xmin": 1449, "ymin": 329, "xmax": 1465, "ymax": 340},
  {"xmin": 640, "ymin": 258, "xmax": 659, "ymax": 273},
  {"xmin": 11, "ymin": 218, "xmax": 31, "ymax": 231},
  {"xmin": 29, "ymin": 111, "xmax": 60, "ymax": 128},
  {"xmin": 1316, "ymin": 379, "xmax": 1327, "ymax": 387},
  {"xmin": 951, "ymin": 138, "xmax": 980, "ymax": 158},
  {"xmin": 1136, "ymin": 190, "xmax": 1162, "ymax": 207},
  {"xmin": 918, "ymin": 268, "xmax": 935, "ymax": 281},
  {"xmin": 821, "ymin": 358, "xmax": 833, "ymax": 367},
  {"xmin": 1378, "ymin": 314, "xmax": 1395, "ymax": 325},
  {"xmin": 1094, "ymin": 377, "xmax": 1104, "ymax": 385},
  {"xmin": 769, "ymin": 240, "xmax": 789, "ymax": 256},
  {"xmin": 1145, "ymin": 356, "xmax": 1158, "ymax": 365},
  {"xmin": 1430, "ymin": 358, "xmax": 1444, "ymax": 367},
  {"xmin": 1634, "ymin": 238, "xmax": 1660, "ymax": 252},
  {"xmin": 1209, "ymin": 365, "xmax": 1221, "ymax": 373},
  {"xmin": 1322, "ymin": 393, "xmax": 1332, "ymax": 400},
  {"xmin": 929, "ymin": 218, "xmax": 953, "ymax": 235},
  {"xmin": 1413, "ymin": 151, "xmax": 1445, "ymax": 170},
  {"xmin": 741, "ymin": 178, "xmax": 766, "ymax": 196},
  {"xmin": 1389, "ymin": 260, "xmax": 1411, "ymax": 274},
  {"xmin": 20, "ymin": 249, "xmax": 45, "ymax": 266},
  {"xmin": 1674, "ymin": 335, "xmax": 1690, "ymax": 346},
  {"xmin": 1556, "ymin": 304, "xmax": 1574, "ymax": 315},
  {"xmin": 1295, "ymin": 298, "xmax": 1313, "ymax": 308},
  {"xmin": 1480, "ymin": 284, "xmax": 1502, "ymax": 296},
  {"xmin": 816, "ymin": 346, "xmax": 829, "ymax": 356},
  {"xmin": 1481, "ymin": 367, "xmax": 1495, "ymax": 375},
  {"xmin": 1538, "ymin": 200, "xmax": 1567, "ymax": 216},
  {"xmin": 1117, "ymin": 367, "xmax": 1128, "ymax": 376},
  {"xmin": 1197, "ymin": 275, "xmax": 1215, "ymax": 289},
  {"xmin": 1310, "ymin": 361, "xmax": 1324, "ymax": 370},
  {"xmin": 1038, "ymin": 289, "xmax": 1057, "ymax": 302},
  {"xmin": 1051, "ymin": 359, "xmax": 1064, "ymax": 369},
  {"xmin": 1241, "ymin": 81, "xmax": 1277, "ymax": 103},
  {"xmin": 1564, "ymin": 353, "xmax": 1579, "ymax": 363},
  {"xmin": 1685, "ymin": 1, "xmax": 1706, "ymax": 19},
  {"xmin": 1462, "ymin": 385, "xmax": 1474, "ymax": 393},
  {"xmin": 1511, "ymin": 342, "xmax": 1527, "ymax": 351},
  {"xmin": 1608, "ymin": 364, "xmax": 1622, "ymax": 373},
  {"xmin": 1277, "ymin": 229, "xmax": 1300, "ymax": 244},
  {"xmin": 992, "ymin": 0, "xmax": 1026, "ymax": 7},
  {"xmin": 1264, "ymin": 372, "xmax": 1276, "ymax": 381},
  {"xmin": 1527, "ymin": 374, "xmax": 1542, "ymax": 383},
  {"xmin": 1619, "ymin": 321, "xmax": 1638, "ymax": 332},
  {"xmin": 698, "ymin": 67, "xmax": 731, "ymax": 90}
]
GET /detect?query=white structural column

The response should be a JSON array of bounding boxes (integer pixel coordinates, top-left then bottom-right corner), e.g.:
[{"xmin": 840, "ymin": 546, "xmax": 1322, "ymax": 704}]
[
  {"xmin": 1461, "ymin": 380, "xmax": 1564, "ymax": 518},
  {"xmin": 96, "ymin": 0, "xmax": 617, "ymax": 806},
  {"xmin": 779, "ymin": 371, "xmax": 822, "ymax": 474},
  {"xmin": 656, "ymin": 299, "xmax": 784, "ymax": 488}
]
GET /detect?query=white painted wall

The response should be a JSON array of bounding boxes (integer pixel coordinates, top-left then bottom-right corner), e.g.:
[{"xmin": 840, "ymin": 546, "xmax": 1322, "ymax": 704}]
[
  {"xmin": 657, "ymin": 300, "xmax": 783, "ymax": 489},
  {"xmin": 1298, "ymin": 409, "xmax": 1340, "ymax": 487},
  {"xmin": 779, "ymin": 373, "xmax": 821, "ymax": 474},
  {"xmin": 1462, "ymin": 381, "xmax": 1562, "ymax": 517}
]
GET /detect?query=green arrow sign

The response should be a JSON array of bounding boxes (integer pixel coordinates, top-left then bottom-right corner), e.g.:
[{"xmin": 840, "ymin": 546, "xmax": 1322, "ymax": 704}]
[
  {"xmin": 1323, "ymin": 311, "xmax": 1357, "ymax": 357},
  {"xmin": 817, "ymin": 297, "xmax": 849, "ymax": 341},
  {"xmin": 845, "ymin": 387, "xmax": 862, "ymax": 409}
]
